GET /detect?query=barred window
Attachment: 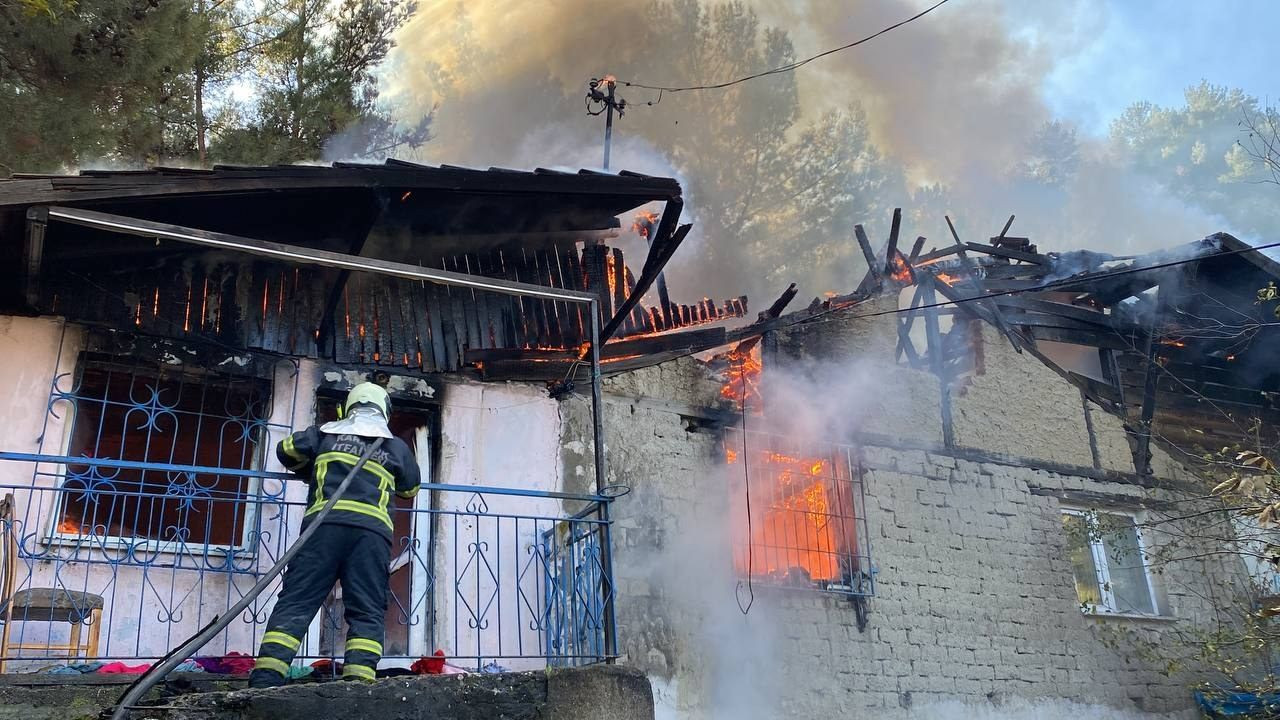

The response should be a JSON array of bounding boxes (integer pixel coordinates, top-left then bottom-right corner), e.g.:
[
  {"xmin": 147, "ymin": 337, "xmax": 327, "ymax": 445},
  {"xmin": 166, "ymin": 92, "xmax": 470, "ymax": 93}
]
[
  {"xmin": 725, "ymin": 432, "xmax": 871, "ymax": 595},
  {"xmin": 55, "ymin": 354, "xmax": 272, "ymax": 548}
]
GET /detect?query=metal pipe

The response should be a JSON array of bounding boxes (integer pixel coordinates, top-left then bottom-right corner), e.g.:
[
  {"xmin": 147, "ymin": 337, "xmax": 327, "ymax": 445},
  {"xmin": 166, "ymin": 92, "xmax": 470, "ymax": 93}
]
[
  {"xmin": 44, "ymin": 207, "xmax": 595, "ymax": 304},
  {"xmin": 588, "ymin": 300, "xmax": 616, "ymax": 660},
  {"xmin": 110, "ymin": 438, "xmax": 385, "ymax": 719}
]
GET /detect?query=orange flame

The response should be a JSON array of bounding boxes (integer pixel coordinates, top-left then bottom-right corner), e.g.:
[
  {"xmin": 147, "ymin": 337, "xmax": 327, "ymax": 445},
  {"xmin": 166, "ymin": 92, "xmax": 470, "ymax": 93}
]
[
  {"xmin": 888, "ymin": 251, "xmax": 914, "ymax": 285},
  {"xmin": 728, "ymin": 448, "xmax": 848, "ymax": 582},
  {"xmin": 606, "ymin": 252, "xmax": 618, "ymax": 302},
  {"xmin": 935, "ymin": 272, "xmax": 960, "ymax": 285},
  {"xmin": 631, "ymin": 211, "xmax": 660, "ymax": 239},
  {"xmin": 719, "ymin": 347, "xmax": 763, "ymax": 412},
  {"xmin": 57, "ymin": 518, "xmax": 83, "ymax": 535}
]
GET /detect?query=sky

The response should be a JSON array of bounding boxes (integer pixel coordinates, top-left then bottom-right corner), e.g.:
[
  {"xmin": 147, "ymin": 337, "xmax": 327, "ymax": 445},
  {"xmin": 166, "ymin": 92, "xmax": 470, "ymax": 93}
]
[{"xmin": 1030, "ymin": 0, "xmax": 1279, "ymax": 135}]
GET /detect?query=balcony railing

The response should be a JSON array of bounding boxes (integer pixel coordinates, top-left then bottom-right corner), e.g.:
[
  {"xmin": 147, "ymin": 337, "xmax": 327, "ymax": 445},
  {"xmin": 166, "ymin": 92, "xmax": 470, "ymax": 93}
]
[{"xmin": 0, "ymin": 453, "xmax": 615, "ymax": 673}]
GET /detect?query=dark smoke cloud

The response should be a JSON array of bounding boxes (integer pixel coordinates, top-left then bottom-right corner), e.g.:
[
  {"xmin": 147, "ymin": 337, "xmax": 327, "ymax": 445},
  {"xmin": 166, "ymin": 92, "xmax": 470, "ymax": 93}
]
[{"xmin": 378, "ymin": 0, "xmax": 1227, "ymax": 303}]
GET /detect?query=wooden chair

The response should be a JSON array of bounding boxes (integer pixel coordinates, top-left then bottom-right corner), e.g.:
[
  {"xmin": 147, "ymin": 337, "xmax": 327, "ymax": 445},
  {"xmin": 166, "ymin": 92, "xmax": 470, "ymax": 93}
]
[{"xmin": 0, "ymin": 493, "xmax": 104, "ymax": 672}]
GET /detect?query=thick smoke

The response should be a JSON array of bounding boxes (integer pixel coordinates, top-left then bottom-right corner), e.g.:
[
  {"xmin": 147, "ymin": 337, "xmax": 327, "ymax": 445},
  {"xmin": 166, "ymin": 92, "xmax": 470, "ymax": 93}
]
[{"xmin": 377, "ymin": 0, "xmax": 1236, "ymax": 305}]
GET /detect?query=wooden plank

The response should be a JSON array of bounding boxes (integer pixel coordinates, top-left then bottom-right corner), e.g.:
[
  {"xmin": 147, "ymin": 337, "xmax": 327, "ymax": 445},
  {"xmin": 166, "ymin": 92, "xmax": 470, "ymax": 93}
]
[
  {"xmin": 436, "ymin": 284, "xmax": 461, "ymax": 371},
  {"xmin": 244, "ymin": 263, "xmax": 265, "ymax": 351},
  {"xmin": 561, "ymin": 247, "xmax": 586, "ymax": 342},
  {"xmin": 466, "ymin": 254, "xmax": 494, "ymax": 350},
  {"xmin": 964, "ymin": 241, "xmax": 1047, "ymax": 265},
  {"xmin": 521, "ymin": 249, "xmax": 552, "ymax": 347},
  {"xmin": 896, "ymin": 283, "xmax": 925, "ymax": 368},
  {"xmin": 883, "ymin": 208, "xmax": 902, "ymax": 277},
  {"xmin": 538, "ymin": 249, "xmax": 565, "ymax": 347},
  {"xmin": 854, "ymin": 224, "xmax": 881, "ymax": 288},
  {"xmin": 425, "ymin": 283, "xmax": 447, "ymax": 370},
  {"xmin": 913, "ymin": 244, "xmax": 963, "ymax": 264},
  {"xmin": 908, "ymin": 236, "xmax": 926, "ymax": 263},
  {"xmin": 921, "ymin": 277, "xmax": 954, "ymax": 448},
  {"xmin": 331, "ymin": 283, "xmax": 352, "ymax": 362},
  {"xmin": 582, "ymin": 244, "xmax": 610, "ymax": 330},
  {"xmin": 993, "ymin": 297, "xmax": 1113, "ymax": 326},
  {"xmin": 946, "ymin": 216, "xmax": 1025, "ymax": 353},
  {"xmin": 406, "ymin": 280, "xmax": 431, "ymax": 371},
  {"xmin": 1024, "ymin": 326, "xmax": 1131, "ymax": 350},
  {"xmin": 450, "ymin": 256, "xmax": 482, "ymax": 352},
  {"xmin": 982, "ymin": 263, "xmax": 1047, "ymax": 280},
  {"xmin": 447, "ymin": 275, "xmax": 470, "ymax": 358},
  {"xmin": 494, "ymin": 249, "xmax": 526, "ymax": 349}
]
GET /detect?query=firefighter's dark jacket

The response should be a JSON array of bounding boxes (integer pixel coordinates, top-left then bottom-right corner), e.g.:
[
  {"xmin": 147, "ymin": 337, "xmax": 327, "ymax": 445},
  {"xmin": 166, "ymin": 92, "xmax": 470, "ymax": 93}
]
[{"xmin": 276, "ymin": 427, "xmax": 420, "ymax": 541}]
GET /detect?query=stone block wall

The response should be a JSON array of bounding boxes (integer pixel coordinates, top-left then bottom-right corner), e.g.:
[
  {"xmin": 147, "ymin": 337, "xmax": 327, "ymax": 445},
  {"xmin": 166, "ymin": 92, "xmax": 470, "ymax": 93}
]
[{"xmin": 556, "ymin": 298, "xmax": 1250, "ymax": 718}]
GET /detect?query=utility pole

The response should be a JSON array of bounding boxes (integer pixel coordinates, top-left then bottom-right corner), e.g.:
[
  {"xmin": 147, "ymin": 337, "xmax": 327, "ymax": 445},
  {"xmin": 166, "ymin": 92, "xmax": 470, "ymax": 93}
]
[{"xmin": 586, "ymin": 76, "xmax": 626, "ymax": 171}]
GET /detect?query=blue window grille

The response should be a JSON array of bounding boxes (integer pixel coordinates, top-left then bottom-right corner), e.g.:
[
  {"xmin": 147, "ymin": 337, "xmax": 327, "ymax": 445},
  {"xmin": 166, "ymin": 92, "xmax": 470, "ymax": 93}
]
[{"xmin": 54, "ymin": 355, "xmax": 274, "ymax": 549}]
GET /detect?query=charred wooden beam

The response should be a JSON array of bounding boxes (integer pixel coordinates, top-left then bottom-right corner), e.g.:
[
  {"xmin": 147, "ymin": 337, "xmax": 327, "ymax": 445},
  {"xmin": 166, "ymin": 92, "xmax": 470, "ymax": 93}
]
[
  {"xmin": 23, "ymin": 206, "xmax": 48, "ymax": 310},
  {"xmin": 1141, "ymin": 280, "xmax": 1172, "ymax": 471},
  {"xmin": 599, "ymin": 214, "xmax": 690, "ymax": 344},
  {"xmin": 854, "ymin": 224, "xmax": 882, "ymax": 295},
  {"xmin": 913, "ymin": 244, "xmax": 964, "ymax": 264},
  {"xmin": 896, "ymin": 283, "xmax": 924, "ymax": 368},
  {"xmin": 993, "ymin": 296, "xmax": 1114, "ymax": 327},
  {"xmin": 908, "ymin": 236, "xmax": 927, "ymax": 263},
  {"xmin": 732, "ymin": 283, "xmax": 798, "ymax": 356},
  {"xmin": 470, "ymin": 324, "xmax": 729, "ymax": 377},
  {"xmin": 883, "ymin": 208, "xmax": 902, "ymax": 278},
  {"xmin": 920, "ymin": 275, "xmax": 954, "ymax": 448},
  {"xmin": 1023, "ymin": 326, "xmax": 1132, "ymax": 350},
  {"xmin": 947, "ymin": 216, "xmax": 1025, "ymax": 353},
  {"xmin": 964, "ymin": 241, "xmax": 1047, "ymax": 265}
]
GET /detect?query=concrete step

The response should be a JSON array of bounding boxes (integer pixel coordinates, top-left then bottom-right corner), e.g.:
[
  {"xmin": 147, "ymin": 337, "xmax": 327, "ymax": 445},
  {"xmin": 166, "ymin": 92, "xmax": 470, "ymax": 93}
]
[{"xmin": 124, "ymin": 666, "xmax": 653, "ymax": 720}]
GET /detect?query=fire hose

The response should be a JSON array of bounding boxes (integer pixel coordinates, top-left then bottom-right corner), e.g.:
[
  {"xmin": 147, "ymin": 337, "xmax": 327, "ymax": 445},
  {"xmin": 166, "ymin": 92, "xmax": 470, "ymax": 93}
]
[{"xmin": 109, "ymin": 437, "xmax": 386, "ymax": 720}]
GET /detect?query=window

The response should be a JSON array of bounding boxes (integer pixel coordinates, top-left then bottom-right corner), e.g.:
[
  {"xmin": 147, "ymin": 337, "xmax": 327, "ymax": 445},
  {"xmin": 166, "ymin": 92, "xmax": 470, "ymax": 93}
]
[
  {"xmin": 55, "ymin": 354, "xmax": 272, "ymax": 548},
  {"xmin": 1062, "ymin": 509, "xmax": 1159, "ymax": 615},
  {"xmin": 724, "ymin": 432, "xmax": 870, "ymax": 596}
]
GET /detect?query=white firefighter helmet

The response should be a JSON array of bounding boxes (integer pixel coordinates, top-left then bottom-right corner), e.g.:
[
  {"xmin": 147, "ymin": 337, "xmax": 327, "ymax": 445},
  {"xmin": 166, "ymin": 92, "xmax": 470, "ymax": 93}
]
[{"xmin": 345, "ymin": 382, "xmax": 390, "ymax": 419}]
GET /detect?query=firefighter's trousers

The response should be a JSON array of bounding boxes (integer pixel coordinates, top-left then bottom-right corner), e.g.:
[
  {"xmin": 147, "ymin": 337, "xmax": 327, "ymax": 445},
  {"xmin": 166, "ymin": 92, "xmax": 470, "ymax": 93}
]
[{"xmin": 250, "ymin": 523, "xmax": 390, "ymax": 683}]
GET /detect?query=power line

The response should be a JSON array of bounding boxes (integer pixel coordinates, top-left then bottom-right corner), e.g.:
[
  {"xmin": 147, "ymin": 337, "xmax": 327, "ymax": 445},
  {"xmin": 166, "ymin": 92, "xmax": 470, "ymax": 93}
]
[{"xmin": 619, "ymin": 0, "xmax": 954, "ymax": 94}]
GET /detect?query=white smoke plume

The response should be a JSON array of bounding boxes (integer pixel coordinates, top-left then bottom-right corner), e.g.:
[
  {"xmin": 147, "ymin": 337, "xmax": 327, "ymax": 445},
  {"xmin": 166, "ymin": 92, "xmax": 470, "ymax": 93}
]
[{"xmin": 373, "ymin": 0, "xmax": 1237, "ymax": 304}]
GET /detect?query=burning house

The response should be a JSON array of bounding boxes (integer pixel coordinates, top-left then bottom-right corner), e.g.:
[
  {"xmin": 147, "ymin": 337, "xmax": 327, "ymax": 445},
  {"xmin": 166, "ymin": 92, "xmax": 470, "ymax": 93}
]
[{"xmin": 0, "ymin": 165, "xmax": 1272, "ymax": 718}]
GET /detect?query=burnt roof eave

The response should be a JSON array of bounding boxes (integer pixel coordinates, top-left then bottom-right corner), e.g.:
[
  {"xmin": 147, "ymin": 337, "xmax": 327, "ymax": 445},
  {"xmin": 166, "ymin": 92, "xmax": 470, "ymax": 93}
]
[{"xmin": 0, "ymin": 162, "xmax": 684, "ymax": 210}]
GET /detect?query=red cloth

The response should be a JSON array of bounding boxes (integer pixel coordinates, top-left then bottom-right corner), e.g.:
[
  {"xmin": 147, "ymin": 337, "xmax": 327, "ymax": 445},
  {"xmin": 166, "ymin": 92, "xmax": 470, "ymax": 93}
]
[
  {"xmin": 411, "ymin": 650, "xmax": 446, "ymax": 675},
  {"xmin": 97, "ymin": 662, "xmax": 152, "ymax": 674},
  {"xmin": 220, "ymin": 652, "xmax": 256, "ymax": 674},
  {"xmin": 310, "ymin": 659, "xmax": 344, "ymax": 677}
]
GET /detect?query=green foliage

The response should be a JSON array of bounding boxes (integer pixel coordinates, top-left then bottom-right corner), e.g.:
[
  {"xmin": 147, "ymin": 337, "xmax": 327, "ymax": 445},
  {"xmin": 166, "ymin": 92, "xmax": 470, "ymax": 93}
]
[
  {"xmin": 208, "ymin": 0, "xmax": 428, "ymax": 164},
  {"xmin": 0, "ymin": 0, "xmax": 428, "ymax": 171},
  {"xmin": 0, "ymin": 0, "xmax": 205, "ymax": 168},
  {"xmin": 1111, "ymin": 81, "xmax": 1280, "ymax": 238}
]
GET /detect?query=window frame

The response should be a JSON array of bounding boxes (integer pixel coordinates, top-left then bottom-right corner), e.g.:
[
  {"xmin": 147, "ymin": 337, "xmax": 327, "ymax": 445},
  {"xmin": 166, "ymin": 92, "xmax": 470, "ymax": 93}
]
[
  {"xmin": 42, "ymin": 353, "xmax": 275, "ymax": 558},
  {"xmin": 1061, "ymin": 506, "xmax": 1162, "ymax": 617}
]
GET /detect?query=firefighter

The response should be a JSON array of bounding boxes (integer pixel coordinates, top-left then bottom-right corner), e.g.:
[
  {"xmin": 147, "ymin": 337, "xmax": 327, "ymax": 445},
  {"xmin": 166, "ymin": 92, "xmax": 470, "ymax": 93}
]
[{"xmin": 248, "ymin": 382, "xmax": 421, "ymax": 688}]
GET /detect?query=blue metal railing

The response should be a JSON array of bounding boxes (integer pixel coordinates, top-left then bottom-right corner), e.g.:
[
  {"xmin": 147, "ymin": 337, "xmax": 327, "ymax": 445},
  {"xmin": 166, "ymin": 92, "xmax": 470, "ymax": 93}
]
[{"xmin": 0, "ymin": 452, "xmax": 615, "ymax": 671}]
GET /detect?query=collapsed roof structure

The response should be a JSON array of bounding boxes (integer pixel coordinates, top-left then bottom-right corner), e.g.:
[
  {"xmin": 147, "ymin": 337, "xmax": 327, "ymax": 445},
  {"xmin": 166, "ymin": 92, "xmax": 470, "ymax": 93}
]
[{"xmin": 2, "ymin": 165, "xmax": 1274, "ymax": 470}]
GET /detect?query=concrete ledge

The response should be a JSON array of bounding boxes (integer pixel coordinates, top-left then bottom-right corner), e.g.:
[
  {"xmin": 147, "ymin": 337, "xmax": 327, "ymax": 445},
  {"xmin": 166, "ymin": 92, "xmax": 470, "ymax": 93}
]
[
  {"xmin": 0, "ymin": 674, "xmax": 241, "ymax": 720},
  {"xmin": 128, "ymin": 665, "xmax": 653, "ymax": 720}
]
